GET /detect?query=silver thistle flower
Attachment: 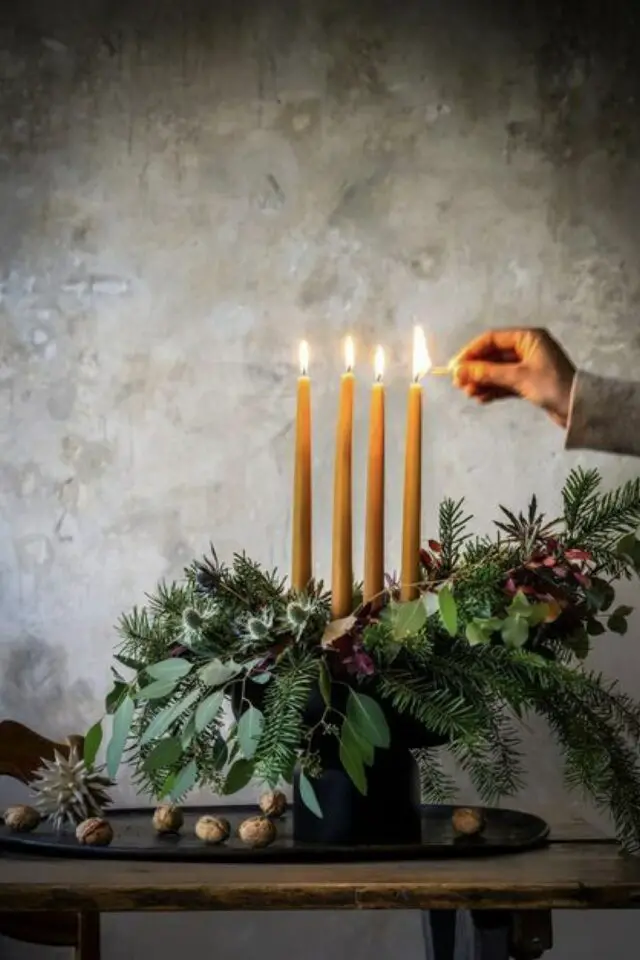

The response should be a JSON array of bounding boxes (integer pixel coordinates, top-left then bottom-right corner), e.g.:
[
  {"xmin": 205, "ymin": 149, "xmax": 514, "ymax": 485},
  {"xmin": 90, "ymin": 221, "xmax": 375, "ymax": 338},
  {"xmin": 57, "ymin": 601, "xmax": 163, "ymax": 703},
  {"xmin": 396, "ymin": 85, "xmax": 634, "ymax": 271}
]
[
  {"xmin": 243, "ymin": 608, "xmax": 275, "ymax": 646},
  {"xmin": 31, "ymin": 746, "xmax": 113, "ymax": 832},
  {"xmin": 285, "ymin": 597, "xmax": 318, "ymax": 637},
  {"xmin": 180, "ymin": 599, "xmax": 217, "ymax": 649}
]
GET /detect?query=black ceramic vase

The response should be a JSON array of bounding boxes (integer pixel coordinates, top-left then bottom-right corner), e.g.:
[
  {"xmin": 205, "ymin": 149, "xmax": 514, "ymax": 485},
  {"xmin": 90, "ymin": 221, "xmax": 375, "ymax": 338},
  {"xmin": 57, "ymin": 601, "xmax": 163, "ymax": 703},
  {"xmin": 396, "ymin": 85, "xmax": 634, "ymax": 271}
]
[{"xmin": 292, "ymin": 682, "xmax": 447, "ymax": 846}]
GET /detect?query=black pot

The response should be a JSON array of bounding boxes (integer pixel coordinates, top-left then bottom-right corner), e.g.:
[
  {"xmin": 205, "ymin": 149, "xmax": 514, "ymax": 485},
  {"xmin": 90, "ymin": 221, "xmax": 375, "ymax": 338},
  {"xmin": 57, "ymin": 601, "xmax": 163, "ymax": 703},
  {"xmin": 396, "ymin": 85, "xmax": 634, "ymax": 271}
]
[
  {"xmin": 234, "ymin": 675, "xmax": 447, "ymax": 846},
  {"xmin": 293, "ymin": 682, "xmax": 446, "ymax": 846}
]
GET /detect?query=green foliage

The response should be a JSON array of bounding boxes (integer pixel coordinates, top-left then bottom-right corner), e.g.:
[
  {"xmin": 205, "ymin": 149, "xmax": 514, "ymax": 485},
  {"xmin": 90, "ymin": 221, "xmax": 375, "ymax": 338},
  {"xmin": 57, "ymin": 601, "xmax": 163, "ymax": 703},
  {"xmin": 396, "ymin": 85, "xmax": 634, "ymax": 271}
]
[{"xmin": 92, "ymin": 470, "xmax": 640, "ymax": 852}]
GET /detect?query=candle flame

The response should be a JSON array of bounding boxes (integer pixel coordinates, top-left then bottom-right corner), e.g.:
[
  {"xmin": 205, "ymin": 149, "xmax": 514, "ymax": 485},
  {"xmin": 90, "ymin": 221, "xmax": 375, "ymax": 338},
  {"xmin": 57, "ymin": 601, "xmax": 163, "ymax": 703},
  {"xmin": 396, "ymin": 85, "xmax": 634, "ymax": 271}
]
[
  {"xmin": 374, "ymin": 345, "xmax": 384, "ymax": 382},
  {"xmin": 299, "ymin": 340, "xmax": 309, "ymax": 376},
  {"xmin": 412, "ymin": 326, "xmax": 431, "ymax": 381},
  {"xmin": 344, "ymin": 336, "xmax": 355, "ymax": 372}
]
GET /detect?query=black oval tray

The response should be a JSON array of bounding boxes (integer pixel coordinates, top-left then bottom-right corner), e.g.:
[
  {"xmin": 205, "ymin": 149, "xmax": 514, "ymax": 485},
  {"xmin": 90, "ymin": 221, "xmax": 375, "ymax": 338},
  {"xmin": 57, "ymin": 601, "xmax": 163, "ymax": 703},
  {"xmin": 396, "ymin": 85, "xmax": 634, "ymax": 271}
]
[{"xmin": 0, "ymin": 804, "xmax": 549, "ymax": 863}]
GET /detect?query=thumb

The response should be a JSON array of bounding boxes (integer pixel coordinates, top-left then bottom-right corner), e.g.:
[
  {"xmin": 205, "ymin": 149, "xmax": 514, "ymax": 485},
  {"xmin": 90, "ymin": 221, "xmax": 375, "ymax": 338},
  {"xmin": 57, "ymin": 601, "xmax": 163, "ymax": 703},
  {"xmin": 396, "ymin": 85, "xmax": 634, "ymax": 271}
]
[{"xmin": 454, "ymin": 360, "xmax": 521, "ymax": 392}]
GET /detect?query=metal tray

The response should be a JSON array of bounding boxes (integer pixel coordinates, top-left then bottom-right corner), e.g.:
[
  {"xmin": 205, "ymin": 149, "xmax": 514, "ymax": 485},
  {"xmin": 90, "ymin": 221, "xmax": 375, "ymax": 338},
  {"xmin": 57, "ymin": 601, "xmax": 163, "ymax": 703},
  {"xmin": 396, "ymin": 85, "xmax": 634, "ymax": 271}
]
[{"xmin": 0, "ymin": 804, "xmax": 549, "ymax": 863}]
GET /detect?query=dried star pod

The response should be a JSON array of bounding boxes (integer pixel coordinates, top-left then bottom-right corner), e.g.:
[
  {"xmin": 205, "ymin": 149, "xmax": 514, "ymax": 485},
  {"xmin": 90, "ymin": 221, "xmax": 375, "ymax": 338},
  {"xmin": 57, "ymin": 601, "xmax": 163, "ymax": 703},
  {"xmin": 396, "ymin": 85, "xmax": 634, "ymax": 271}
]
[
  {"xmin": 259, "ymin": 790, "xmax": 287, "ymax": 819},
  {"xmin": 30, "ymin": 744, "xmax": 113, "ymax": 832},
  {"xmin": 195, "ymin": 815, "xmax": 230, "ymax": 845},
  {"xmin": 152, "ymin": 804, "xmax": 184, "ymax": 835},
  {"xmin": 3, "ymin": 804, "xmax": 40, "ymax": 833},
  {"xmin": 76, "ymin": 817, "xmax": 114, "ymax": 846},
  {"xmin": 238, "ymin": 816, "xmax": 277, "ymax": 849},
  {"xmin": 451, "ymin": 807, "xmax": 486, "ymax": 837}
]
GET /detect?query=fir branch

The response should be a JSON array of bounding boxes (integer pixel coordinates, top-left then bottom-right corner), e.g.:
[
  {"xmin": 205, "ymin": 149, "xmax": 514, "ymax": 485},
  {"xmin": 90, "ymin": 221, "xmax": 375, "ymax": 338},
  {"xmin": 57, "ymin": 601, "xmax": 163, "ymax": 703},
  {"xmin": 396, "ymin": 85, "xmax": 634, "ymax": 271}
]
[
  {"xmin": 438, "ymin": 498, "xmax": 472, "ymax": 576},
  {"xmin": 413, "ymin": 748, "xmax": 457, "ymax": 804}
]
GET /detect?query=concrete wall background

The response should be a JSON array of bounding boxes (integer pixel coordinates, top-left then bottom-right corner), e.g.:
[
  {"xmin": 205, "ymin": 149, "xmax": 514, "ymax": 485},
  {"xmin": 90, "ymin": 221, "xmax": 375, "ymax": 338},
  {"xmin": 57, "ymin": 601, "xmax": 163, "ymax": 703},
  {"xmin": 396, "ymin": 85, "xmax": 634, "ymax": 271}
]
[{"xmin": 2, "ymin": 0, "xmax": 640, "ymax": 955}]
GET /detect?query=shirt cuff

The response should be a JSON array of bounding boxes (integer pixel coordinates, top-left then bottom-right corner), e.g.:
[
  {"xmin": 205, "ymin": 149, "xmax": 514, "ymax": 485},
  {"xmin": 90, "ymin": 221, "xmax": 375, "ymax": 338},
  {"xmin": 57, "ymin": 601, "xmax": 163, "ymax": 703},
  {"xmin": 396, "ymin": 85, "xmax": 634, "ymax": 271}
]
[{"xmin": 566, "ymin": 370, "xmax": 640, "ymax": 457}]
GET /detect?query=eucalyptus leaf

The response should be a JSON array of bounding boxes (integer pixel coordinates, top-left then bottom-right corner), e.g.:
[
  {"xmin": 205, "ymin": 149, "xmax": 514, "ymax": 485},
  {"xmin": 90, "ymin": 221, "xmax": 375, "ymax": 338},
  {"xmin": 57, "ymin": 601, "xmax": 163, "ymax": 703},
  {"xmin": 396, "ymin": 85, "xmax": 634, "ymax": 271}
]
[
  {"xmin": 299, "ymin": 771, "xmax": 323, "ymax": 819},
  {"xmin": 250, "ymin": 671, "xmax": 272, "ymax": 685},
  {"xmin": 83, "ymin": 721, "xmax": 103, "ymax": 768},
  {"xmin": 612, "ymin": 605, "xmax": 634, "ymax": 619},
  {"xmin": 170, "ymin": 759, "xmax": 198, "ymax": 801},
  {"xmin": 195, "ymin": 691, "xmax": 224, "ymax": 733},
  {"xmin": 318, "ymin": 660, "xmax": 332, "ymax": 706},
  {"xmin": 422, "ymin": 592, "xmax": 441, "ymax": 617},
  {"xmin": 211, "ymin": 736, "xmax": 228, "ymax": 770},
  {"xmin": 342, "ymin": 717, "xmax": 374, "ymax": 767},
  {"xmin": 438, "ymin": 585, "xmax": 458, "ymax": 637},
  {"xmin": 339, "ymin": 734, "xmax": 367, "ymax": 795},
  {"xmin": 140, "ymin": 688, "xmax": 200, "ymax": 746},
  {"xmin": 114, "ymin": 653, "xmax": 145, "ymax": 672},
  {"xmin": 199, "ymin": 659, "xmax": 243, "ymax": 688},
  {"xmin": 137, "ymin": 678, "xmax": 179, "ymax": 701},
  {"xmin": 586, "ymin": 618, "xmax": 606, "ymax": 637},
  {"xmin": 142, "ymin": 736, "xmax": 182, "ymax": 773},
  {"xmin": 223, "ymin": 758, "xmax": 254, "ymax": 795},
  {"xmin": 105, "ymin": 681, "xmax": 127, "ymax": 715},
  {"xmin": 180, "ymin": 713, "xmax": 197, "ymax": 750},
  {"xmin": 608, "ymin": 613, "xmax": 629, "ymax": 635},
  {"xmin": 346, "ymin": 690, "xmax": 390, "ymax": 749},
  {"xmin": 389, "ymin": 598, "xmax": 427, "ymax": 641},
  {"xmin": 106, "ymin": 694, "xmax": 134, "ymax": 779},
  {"xmin": 146, "ymin": 659, "xmax": 193, "ymax": 682},
  {"xmin": 501, "ymin": 616, "xmax": 529, "ymax": 649},
  {"xmin": 237, "ymin": 705, "xmax": 265, "ymax": 759}
]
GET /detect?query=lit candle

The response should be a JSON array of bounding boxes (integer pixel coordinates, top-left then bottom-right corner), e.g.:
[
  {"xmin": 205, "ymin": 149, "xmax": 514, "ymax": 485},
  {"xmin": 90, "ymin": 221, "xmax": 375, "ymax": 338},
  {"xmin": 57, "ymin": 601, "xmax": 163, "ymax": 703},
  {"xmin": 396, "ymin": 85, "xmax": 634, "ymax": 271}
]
[
  {"xmin": 400, "ymin": 327, "xmax": 430, "ymax": 602},
  {"xmin": 331, "ymin": 336, "xmax": 355, "ymax": 619},
  {"xmin": 291, "ymin": 341, "xmax": 312, "ymax": 592},
  {"xmin": 364, "ymin": 346, "xmax": 385, "ymax": 607}
]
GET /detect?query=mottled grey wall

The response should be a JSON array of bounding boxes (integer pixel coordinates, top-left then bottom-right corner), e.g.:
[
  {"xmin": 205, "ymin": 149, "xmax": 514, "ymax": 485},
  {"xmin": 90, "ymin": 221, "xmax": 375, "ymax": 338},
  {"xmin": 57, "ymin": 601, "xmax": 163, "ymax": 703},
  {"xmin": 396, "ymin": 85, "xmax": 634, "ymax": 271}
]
[{"xmin": 2, "ymin": 0, "xmax": 640, "ymax": 957}]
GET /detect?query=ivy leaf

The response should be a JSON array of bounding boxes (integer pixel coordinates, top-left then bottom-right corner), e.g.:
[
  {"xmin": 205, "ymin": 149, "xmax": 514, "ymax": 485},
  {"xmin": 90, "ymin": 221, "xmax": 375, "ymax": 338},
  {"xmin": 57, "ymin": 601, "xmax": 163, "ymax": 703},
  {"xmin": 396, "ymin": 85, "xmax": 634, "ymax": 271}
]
[
  {"xmin": 140, "ymin": 688, "xmax": 200, "ymax": 746},
  {"xmin": 170, "ymin": 759, "xmax": 198, "ymax": 802},
  {"xmin": 438, "ymin": 586, "xmax": 458, "ymax": 637},
  {"xmin": 299, "ymin": 771, "xmax": 323, "ymax": 819},
  {"xmin": 608, "ymin": 613, "xmax": 629, "ymax": 635},
  {"xmin": 137, "ymin": 678, "xmax": 179, "ymax": 700},
  {"xmin": 199, "ymin": 659, "xmax": 243, "ymax": 688},
  {"xmin": 586, "ymin": 618, "xmax": 606, "ymax": 637},
  {"xmin": 346, "ymin": 690, "xmax": 390, "ymax": 748},
  {"xmin": 106, "ymin": 694, "xmax": 135, "ymax": 779},
  {"xmin": 318, "ymin": 660, "xmax": 332, "ymax": 706},
  {"xmin": 587, "ymin": 578, "xmax": 616, "ymax": 613},
  {"xmin": 146, "ymin": 659, "xmax": 193, "ymax": 682},
  {"xmin": 565, "ymin": 627, "xmax": 590, "ymax": 660},
  {"xmin": 83, "ymin": 721, "xmax": 103, "ymax": 768},
  {"xmin": 105, "ymin": 681, "xmax": 127, "ymax": 715},
  {"xmin": 507, "ymin": 591, "xmax": 532, "ymax": 616},
  {"xmin": 388, "ymin": 599, "xmax": 428, "ymax": 641},
  {"xmin": 339, "ymin": 731, "xmax": 367, "ymax": 795},
  {"xmin": 222, "ymin": 758, "xmax": 254, "ymax": 795},
  {"xmin": 142, "ymin": 736, "xmax": 182, "ymax": 773},
  {"xmin": 528, "ymin": 603, "xmax": 551, "ymax": 626},
  {"xmin": 237, "ymin": 706, "xmax": 265, "ymax": 759},
  {"xmin": 501, "ymin": 616, "xmax": 529, "ymax": 649},
  {"xmin": 195, "ymin": 691, "xmax": 224, "ymax": 733},
  {"xmin": 612, "ymin": 605, "xmax": 634, "ymax": 619}
]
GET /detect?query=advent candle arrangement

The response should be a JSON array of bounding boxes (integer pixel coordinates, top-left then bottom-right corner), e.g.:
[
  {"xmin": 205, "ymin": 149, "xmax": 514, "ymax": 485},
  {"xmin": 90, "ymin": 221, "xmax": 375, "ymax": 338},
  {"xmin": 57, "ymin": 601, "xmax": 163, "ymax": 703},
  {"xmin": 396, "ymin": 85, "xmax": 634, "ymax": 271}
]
[{"xmin": 291, "ymin": 328, "xmax": 431, "ymax": 620}]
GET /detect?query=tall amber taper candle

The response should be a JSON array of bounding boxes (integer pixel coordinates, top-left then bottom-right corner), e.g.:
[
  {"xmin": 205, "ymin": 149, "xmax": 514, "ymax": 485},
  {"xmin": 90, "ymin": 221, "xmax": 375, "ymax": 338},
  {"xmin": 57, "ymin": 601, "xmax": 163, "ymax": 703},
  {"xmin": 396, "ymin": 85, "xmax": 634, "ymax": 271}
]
[
  {"xmin": 331, "ymin": 336, "xmax": 355, "ymax": 619},
  {"xmin": 364, "ymin": 346, "xmax": 385, "ymax": 606},
  {"xmin": 400, "ymin": 327, "xmax": 429, "ymax": 602},
  {"xmin": 291, "ymin": 341, "xmax": 312, "ymax": 591}
]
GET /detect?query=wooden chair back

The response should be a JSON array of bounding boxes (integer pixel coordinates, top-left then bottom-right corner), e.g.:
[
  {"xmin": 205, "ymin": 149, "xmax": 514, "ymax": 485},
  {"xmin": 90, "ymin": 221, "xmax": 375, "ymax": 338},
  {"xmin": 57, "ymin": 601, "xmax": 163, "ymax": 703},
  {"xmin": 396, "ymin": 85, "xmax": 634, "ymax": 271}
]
[{"xmin": 0, "ymin": 718, "xmax": 84, "ymax": 784}]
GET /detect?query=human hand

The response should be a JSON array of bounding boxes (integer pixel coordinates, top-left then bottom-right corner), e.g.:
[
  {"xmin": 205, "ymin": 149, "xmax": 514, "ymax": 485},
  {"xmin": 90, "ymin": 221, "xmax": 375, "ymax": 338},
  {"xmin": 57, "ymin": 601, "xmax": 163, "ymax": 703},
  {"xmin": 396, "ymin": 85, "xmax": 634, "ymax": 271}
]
[{"xmin": 451, "ymin": 328, "xmax": 576, "ymax": 427}]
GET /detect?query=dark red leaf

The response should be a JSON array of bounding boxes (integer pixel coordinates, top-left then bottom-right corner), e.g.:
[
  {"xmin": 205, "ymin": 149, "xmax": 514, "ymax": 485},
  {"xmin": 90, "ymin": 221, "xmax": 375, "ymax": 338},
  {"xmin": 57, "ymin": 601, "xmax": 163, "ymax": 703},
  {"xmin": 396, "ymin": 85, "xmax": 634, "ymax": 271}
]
[
  {"xmin": 565, "ymin": 548, "xmax": 592, "ymax": 562},
  {"xmin": 428, "ymin": 540, "xmax": 442, "ymax": 554}
]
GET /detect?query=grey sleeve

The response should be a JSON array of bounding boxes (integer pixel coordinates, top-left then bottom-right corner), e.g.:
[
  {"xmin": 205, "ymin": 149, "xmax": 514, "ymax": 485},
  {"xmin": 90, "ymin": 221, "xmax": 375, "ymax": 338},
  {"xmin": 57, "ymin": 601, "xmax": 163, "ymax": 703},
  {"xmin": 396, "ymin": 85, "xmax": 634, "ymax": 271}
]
[{"xmin": 565, "ymin": 371, "xmax": 640, "ymax": 458}]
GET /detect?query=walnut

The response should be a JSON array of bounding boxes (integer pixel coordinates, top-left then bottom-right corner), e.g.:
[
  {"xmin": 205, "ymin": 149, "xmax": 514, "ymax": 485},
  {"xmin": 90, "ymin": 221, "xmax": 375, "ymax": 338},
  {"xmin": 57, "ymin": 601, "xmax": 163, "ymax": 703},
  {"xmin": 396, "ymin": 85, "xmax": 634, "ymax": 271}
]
[
  {"xmin": 195, "ymin": 815, "xmax": 230, "ymax": 845},
  {"xmin": 3, "ymin": 805, "xmax": 40, "ymax": 833},
  {"xmin": 452, "ymin": 807, "xmax": 486, "ymax": 837},
  {"xmin": 259, "ymin": 790, "xmax": 287, "ymax": 819},
  {"xmin": 153, "ymin": 804, "xmax": 184, "ymax": 835},
  {"xmin": 76, "ymin": 817, "xmax": 114, "ymax": 846},
  {"xmin": 238, "ymin": 816, "xmax": 277, "ymax": 848}
]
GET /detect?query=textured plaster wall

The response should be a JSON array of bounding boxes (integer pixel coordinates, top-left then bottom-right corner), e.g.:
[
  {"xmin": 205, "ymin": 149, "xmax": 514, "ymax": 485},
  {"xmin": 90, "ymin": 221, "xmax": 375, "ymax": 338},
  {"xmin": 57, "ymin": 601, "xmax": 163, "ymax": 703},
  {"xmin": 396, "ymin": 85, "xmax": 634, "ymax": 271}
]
[{"xmin": 2, "ymin": 0, "xmax": 640, "ymax": 957}]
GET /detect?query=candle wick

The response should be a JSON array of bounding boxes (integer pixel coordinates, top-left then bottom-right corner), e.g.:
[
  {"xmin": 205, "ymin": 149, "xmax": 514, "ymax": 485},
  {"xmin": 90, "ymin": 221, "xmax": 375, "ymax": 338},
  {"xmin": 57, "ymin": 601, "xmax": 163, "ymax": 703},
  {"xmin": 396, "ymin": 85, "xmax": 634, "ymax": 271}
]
[{"xmin": 375, "ymin": 373, "xmax": 383, "ymax": 384}]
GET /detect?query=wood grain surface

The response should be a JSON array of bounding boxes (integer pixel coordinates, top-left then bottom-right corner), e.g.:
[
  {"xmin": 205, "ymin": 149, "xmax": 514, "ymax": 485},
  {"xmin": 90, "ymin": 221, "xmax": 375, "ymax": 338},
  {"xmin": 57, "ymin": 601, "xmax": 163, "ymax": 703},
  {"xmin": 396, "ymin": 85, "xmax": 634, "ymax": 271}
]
[{"xmin": 0, "ymin": 840, "xmax": 639, "ymax": 912}]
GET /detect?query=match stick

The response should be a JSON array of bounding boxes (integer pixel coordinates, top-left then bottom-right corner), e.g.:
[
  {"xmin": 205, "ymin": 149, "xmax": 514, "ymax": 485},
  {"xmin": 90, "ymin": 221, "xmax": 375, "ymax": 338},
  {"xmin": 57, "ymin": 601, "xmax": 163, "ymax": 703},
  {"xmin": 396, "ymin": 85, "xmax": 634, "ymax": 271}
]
[{"xmin": 430, "ymin": 365, "xmax": 453, "ymax": 377}]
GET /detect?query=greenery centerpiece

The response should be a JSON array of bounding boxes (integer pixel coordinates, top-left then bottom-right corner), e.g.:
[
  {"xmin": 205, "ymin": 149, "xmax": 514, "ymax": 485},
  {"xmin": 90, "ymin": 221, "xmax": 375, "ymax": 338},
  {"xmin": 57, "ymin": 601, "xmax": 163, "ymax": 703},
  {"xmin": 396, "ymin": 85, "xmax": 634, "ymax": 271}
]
[{"xmin": 88, "ymin": 469, "xmax": 640, "ymax": 851}]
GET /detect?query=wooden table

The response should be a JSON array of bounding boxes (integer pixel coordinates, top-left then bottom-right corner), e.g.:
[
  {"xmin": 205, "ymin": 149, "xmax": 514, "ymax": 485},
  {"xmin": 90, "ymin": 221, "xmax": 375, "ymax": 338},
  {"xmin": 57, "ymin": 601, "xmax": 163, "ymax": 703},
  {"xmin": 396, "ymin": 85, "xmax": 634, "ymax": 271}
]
[{"xmin": 1, "ymin": 830, "xmax": 639, "ymax": 958}]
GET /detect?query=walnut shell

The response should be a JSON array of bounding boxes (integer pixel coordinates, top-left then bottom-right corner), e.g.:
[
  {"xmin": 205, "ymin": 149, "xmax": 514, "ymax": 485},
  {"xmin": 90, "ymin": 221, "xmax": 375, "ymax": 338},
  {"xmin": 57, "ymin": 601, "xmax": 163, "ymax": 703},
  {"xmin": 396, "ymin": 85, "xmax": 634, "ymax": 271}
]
[
  {"xmin": 238, "ymin": 816, "xmax": 277, "ymax": 849},
  {"xmin": 195, "ymin": 815, "xmax": 230, "ymax": 845},
  {"xmin": 452, "ymin": 807, "xmax": 486, "ymax": 837},
  {"xmin": 259, "ymin": 790, "xmax": 287, "ymax": 819},
  {"xmin": 152, "ymin": 804, "xmax": 184, "ymax": 834},
  {"xmin": 3, "ymin": 805, "xmax": 40, "ymax": 833},
  {"xmin": 76, "ymin": 817, "xmax": 114, "ymax": 846}
]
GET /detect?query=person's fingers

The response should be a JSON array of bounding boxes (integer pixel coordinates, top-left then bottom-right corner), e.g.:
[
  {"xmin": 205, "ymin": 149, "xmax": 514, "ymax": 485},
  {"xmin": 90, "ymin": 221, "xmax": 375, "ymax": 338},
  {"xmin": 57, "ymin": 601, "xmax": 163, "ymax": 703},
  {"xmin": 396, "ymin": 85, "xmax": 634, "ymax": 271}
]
[
  {"xmin": 454, "ymin": 360, "xmax": 521, "ymax": 392},
  {"xmin": 453, "ymin": 329, "xmax": 526, "ymax": 364}
]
